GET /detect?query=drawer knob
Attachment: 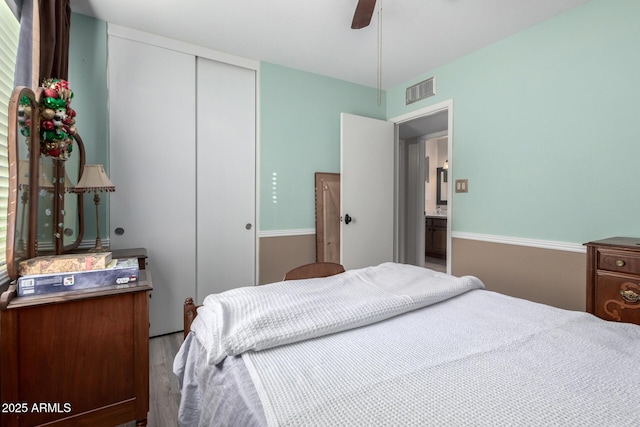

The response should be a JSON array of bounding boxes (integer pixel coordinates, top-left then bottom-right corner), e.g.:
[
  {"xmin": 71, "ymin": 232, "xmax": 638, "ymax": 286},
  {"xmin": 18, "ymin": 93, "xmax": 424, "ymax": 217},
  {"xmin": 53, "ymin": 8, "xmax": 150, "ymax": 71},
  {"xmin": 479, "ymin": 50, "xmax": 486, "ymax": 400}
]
[
  {"xmin": 615, "ymin": 259, "xmax": 626, "ymax": 267},
  {"xmin": 620, "ymin": 289, "xmax": 640, "ymax": 303}
]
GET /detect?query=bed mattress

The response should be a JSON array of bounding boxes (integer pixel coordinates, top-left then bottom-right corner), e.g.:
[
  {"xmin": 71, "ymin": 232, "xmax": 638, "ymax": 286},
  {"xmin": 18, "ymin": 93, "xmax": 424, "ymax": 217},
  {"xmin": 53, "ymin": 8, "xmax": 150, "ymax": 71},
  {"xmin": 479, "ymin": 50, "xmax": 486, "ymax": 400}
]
[{"xmin": 174, "ymin": 263, "xmax": 640, "ymax": 426}]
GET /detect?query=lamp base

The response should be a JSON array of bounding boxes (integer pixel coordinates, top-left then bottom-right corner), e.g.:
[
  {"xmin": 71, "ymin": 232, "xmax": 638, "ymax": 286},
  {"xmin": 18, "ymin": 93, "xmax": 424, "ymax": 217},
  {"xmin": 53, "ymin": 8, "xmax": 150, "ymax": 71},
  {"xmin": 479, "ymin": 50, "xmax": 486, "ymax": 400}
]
[{"xmin": 88, "ymin": 237, "xmax": 106, "ymax": 252}]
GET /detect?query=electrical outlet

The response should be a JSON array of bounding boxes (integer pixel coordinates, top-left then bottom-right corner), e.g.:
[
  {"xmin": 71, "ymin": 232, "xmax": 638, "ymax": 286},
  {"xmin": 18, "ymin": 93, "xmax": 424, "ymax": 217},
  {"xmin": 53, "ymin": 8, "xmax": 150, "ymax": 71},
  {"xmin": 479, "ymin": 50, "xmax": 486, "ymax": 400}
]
[{"xmin": 455, "ymin": 179, "xmax": 468, "ymax": 193}]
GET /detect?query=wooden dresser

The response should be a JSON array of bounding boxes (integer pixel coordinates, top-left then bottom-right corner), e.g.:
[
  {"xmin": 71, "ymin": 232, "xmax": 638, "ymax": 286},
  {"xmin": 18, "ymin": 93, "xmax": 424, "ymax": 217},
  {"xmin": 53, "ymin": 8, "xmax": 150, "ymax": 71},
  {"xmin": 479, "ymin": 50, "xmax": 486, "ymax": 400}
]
[
  {"xmin": 585, "ymin": 237, "xmax": 640, "ymax": 325},
  {"xmin": 0, "ymin": 249, "xmax": 152, "ymax": 426}
]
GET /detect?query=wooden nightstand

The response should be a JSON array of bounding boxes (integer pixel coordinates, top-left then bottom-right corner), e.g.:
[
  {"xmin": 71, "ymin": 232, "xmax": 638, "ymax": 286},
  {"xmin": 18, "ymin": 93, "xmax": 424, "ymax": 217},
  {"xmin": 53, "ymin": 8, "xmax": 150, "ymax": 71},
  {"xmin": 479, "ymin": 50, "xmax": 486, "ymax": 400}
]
[
  {"xmin": 585, "ymin": 237, "xmax": 640, "ymax": 325},
  {"xmin": 0, "ymin": 251, "xmax": 152, "ymax": 426}
]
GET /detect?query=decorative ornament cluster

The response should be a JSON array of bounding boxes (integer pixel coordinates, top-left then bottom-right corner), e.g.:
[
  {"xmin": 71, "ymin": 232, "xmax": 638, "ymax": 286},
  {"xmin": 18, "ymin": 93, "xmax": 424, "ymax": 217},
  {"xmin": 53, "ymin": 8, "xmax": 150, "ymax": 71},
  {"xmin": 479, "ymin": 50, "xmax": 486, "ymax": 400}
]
[
  {"xmin": 38, "ymin": 78, "xmax": 77, "ymax": 160},
  {"xmin": 17, "ymin": 96, "xmax": 33, "ymax": 139}
]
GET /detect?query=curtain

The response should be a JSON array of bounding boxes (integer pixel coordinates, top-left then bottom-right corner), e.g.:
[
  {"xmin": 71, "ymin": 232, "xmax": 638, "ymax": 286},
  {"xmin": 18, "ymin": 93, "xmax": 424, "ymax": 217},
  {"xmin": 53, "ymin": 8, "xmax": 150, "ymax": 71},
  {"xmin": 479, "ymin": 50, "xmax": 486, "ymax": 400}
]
[
  {"xmin": 38, "ymin": 0, "xmax": 70, "ymax": 81},
  {"xmin": 5, "ymin": 0, "xmax": 22, "ymax": 19}
]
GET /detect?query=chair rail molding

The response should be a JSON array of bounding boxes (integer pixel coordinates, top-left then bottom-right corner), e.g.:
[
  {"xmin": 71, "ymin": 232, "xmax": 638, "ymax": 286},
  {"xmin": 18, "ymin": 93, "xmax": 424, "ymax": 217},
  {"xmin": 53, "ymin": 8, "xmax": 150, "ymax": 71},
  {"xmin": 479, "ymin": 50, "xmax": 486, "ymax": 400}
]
[
  {"xmin": 452, "ymin": 231, "xmax": 586, "ymax": 253},
  {"xmin": 259, "ymin": 229, "xmax": 316, "ymax": 238}
]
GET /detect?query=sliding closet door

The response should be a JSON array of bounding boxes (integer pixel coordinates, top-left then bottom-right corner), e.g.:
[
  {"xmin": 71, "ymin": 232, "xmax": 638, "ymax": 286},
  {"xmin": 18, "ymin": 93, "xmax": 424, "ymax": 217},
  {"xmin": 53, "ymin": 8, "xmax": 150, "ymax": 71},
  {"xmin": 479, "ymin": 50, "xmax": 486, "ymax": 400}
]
[
  {"xmin": 108, "ymin": 35, "xmax": 197, "ymax": 336},
  {"xmin": 196, "ymin": 58, "xmax": 256, "ymax": 301}
]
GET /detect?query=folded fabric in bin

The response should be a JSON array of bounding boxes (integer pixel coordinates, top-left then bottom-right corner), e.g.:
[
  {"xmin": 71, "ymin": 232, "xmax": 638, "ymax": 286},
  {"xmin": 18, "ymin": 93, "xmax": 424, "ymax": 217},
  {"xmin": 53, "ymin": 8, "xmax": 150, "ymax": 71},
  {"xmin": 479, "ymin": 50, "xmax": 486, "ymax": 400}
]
[{"xmin": 18, "ymin": 252, "xmax": 112, "ymax": 275}]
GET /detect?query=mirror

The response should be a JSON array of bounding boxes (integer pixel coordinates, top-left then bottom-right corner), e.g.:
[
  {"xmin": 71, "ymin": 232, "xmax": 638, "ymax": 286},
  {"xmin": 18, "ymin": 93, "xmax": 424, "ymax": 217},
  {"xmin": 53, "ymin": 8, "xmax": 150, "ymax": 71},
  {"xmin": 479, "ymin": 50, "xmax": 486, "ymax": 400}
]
[
  {"xmin": 63, "ymin": 133, "xmax": 85, "ymax": 251},
  {"xmin": 6, "ymin": 86, "xmax": 40, "ymax": 281},
  {"xmin": 36, "ymin": 134, "xmax": 85, "ymax": 254},
  {"xmin": 37, "ymin": 156, "xmax": 56, "ymax": 251},
  {"xmin": 436, "ymin": 167, "xmax": 448, "ymax": 206}
]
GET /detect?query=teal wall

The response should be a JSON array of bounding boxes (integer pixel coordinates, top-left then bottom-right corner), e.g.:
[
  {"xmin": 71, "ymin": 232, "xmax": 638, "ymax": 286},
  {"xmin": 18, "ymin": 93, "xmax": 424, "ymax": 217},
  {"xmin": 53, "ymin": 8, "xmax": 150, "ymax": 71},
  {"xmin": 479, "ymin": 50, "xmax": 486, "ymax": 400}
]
[
  {"xmin": 70, "ymin": 0, "xmax": 640, "ymax": 244},
  {"xmin": 387, "ymin": 0, "xmax": 640, "ymax": 243},
  {"xmin": 68, "ymin": 12, "xmax": 109, "ymax": 242},
  {"xmin": 259, "ymin": 62, "xmax": 384, "ymax": 231}
]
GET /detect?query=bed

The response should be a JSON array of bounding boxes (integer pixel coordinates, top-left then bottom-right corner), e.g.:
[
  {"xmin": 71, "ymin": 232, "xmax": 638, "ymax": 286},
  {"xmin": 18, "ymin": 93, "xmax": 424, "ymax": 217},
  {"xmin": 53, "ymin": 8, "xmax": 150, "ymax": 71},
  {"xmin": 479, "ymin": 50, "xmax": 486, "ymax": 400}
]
[{"xmin": 173, "ymin": 262, "xmax": 640, "ymax": 427}]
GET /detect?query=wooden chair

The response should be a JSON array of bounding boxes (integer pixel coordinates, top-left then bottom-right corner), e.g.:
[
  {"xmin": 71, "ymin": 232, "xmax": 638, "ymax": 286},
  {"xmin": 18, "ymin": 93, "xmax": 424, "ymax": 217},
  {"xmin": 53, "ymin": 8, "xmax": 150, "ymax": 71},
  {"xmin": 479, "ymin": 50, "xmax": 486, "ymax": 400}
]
[{"xmin": 283, "ymin": 262, "xmax": 345, "ymax": 281}]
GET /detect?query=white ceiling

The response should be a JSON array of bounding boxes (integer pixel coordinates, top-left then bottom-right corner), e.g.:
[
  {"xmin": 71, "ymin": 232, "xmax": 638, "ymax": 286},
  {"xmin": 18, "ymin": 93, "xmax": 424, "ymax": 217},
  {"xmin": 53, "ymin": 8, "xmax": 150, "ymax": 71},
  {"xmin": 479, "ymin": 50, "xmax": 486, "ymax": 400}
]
[{"xmin": 70, "ymin": 0, "xmax": 587, "ymax": 89}]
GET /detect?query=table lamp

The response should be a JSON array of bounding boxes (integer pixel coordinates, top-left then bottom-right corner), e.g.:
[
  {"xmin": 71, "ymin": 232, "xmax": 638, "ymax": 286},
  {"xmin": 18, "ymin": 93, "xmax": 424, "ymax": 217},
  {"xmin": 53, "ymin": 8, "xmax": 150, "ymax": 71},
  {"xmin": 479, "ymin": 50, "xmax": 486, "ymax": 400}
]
[{"xmin": 73, "ymin": 164, "xmax": 115, "ymax": 251}]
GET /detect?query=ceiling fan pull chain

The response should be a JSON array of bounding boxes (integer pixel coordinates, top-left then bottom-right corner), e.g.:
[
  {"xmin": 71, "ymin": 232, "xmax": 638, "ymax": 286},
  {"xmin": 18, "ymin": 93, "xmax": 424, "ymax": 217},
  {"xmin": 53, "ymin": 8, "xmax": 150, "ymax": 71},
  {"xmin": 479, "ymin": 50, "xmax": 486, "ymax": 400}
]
[{"xmin": 377, "ymin": 0, "xmax": 383, "ymax": 106}]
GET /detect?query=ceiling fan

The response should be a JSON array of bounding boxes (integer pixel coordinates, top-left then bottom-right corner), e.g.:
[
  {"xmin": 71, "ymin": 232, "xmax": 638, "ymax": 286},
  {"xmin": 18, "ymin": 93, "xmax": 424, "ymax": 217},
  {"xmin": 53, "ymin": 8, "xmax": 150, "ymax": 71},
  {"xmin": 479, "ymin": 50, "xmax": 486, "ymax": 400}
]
[{"xmin": 351, "ymin": 0, "xmax": 377, "ymax": 29}]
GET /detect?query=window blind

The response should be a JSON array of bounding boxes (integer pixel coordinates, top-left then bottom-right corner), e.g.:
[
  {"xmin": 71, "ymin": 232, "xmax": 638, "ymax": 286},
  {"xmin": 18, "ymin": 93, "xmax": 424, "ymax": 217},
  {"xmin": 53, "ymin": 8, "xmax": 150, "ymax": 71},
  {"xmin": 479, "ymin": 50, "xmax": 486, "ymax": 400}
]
[{"xmin": 0, "ymin": 1, "xmax": 20, "ymax": 282}]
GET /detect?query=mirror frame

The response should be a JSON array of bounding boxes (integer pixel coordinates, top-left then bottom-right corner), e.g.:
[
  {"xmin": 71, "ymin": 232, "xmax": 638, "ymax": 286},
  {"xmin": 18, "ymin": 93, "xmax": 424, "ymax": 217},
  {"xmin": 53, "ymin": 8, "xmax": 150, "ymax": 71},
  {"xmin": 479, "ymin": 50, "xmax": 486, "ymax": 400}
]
[
  {"xmin": 6, "ymin": 86, "xmax": 40, "ymax": 281},
  {"xmin": 436, "ymin": 167, "xmax": 448, "ymax": 206}
]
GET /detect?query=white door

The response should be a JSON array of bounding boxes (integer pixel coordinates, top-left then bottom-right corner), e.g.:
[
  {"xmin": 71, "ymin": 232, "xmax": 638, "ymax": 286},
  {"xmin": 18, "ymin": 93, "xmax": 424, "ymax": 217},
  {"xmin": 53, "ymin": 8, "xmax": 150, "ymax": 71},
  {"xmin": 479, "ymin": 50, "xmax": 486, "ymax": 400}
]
[
  {"xmin": 340, "ymin": 113, "xmax": 395, "ymax": 270},
  {"xmin": 108, "ymin": 36, "xmax": 197, "ymax": 336},
  {"xmin": 196, "ymin": 58, "xmax": 256, "ymax": 301}
]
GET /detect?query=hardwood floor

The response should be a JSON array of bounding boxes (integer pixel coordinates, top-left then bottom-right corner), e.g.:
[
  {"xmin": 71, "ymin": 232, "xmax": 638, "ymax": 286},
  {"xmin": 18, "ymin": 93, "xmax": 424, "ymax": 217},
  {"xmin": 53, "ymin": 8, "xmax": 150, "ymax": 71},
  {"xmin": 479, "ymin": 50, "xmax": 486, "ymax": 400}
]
[
  {"xmin": 119, "ymin": 332, "xmax": 183, "ymax": 427},
  {"xmin": 425, "ymin": 256, "xmax": 446, "ymax": 273}
]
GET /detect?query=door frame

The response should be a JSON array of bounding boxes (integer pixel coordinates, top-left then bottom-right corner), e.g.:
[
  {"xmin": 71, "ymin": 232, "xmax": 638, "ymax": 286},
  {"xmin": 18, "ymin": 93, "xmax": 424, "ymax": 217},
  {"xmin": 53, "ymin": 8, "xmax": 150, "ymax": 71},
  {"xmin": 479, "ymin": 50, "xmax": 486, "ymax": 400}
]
[{"xmin": 389, "ymin": 99, "xmax": 454, "ymax": 273}]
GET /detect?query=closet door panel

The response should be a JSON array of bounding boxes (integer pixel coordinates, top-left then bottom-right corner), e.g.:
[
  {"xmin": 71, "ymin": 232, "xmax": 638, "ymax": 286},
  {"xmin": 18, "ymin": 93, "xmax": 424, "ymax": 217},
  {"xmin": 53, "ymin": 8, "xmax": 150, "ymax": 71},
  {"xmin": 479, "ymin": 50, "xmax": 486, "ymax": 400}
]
[
  {"xmin": 196, "ymin": 58, "xmax": 256, "ymax": 301},
  {"xmin": 108, "ymin": 36, "xmax": 197, "ymax": 336}
]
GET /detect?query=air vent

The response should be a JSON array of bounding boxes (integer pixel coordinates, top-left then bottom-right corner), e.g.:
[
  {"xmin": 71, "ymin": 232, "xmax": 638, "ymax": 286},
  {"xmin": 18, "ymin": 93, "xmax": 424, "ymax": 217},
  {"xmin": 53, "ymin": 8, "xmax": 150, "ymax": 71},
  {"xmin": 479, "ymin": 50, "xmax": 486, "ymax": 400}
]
[{"xmin": 406, "ymin": 77, "xmax": 435, "ymax": 105}]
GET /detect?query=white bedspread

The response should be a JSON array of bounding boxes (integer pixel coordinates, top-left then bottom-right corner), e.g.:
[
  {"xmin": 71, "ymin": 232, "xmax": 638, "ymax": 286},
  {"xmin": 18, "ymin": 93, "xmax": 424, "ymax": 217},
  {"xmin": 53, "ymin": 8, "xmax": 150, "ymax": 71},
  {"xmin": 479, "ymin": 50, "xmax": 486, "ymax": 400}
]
[
  {"xmin": 191, "ymin": 262, "xmax": 484, "ymax": 365},
  {"xmin": 183, "ymin": 262, "xmax": 640, "ymax": 426},
  {"xmin": 243, "ymin": 290, "xmax": 640, "ymax": 426}
]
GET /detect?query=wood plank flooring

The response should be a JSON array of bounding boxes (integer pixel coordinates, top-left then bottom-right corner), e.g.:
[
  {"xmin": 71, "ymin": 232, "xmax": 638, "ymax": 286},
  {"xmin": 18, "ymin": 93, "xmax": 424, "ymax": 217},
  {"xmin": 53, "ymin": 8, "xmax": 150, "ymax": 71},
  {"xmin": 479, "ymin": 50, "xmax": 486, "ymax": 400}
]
[
  {"xmin": 425, "ymin": 256, "xmax": 446, "ymax": 272},
  {"xmin": 119, "ymin": 332, "xmax": 183, "ymax": 427}
]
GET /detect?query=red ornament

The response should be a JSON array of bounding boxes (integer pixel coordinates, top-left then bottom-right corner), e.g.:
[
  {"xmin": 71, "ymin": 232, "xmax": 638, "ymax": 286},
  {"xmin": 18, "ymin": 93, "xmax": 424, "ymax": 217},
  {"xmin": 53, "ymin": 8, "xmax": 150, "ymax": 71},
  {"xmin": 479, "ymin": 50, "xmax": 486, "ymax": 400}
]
[
  {"xmin": 43, "ymin": 88, "xmax": 58, "ymax": 98},
  {"xmin": 42, "ymin": 120, "xmax": 55, "ymax": 130},
  {"xmin": 48, "ymin": 148, "xmax": 61, "ymax": 157}
]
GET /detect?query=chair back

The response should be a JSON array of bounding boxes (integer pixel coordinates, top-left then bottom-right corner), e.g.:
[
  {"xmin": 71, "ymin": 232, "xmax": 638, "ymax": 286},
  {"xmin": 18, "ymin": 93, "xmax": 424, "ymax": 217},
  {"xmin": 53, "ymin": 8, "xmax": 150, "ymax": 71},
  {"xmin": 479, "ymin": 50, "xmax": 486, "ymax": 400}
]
[{"xmin": 283, "ymin": 262, "xmax": 345, "ymax": 281}]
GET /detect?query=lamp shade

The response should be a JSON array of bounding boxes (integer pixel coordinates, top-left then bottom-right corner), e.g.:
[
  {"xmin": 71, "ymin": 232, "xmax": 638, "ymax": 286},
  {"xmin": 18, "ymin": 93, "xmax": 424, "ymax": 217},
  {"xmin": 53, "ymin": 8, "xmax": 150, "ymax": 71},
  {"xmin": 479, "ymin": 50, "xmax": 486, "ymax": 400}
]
[
  {"xmin": 73, "ymin": 164, "xmax": 115, "ymax": 193},
  {"xmin": 36, "ymin": 159, "xmax": 77, "ymax": 191},
  {"xmin": 18, "ymin": 160, "xmax": 30, "ymax": 190}
]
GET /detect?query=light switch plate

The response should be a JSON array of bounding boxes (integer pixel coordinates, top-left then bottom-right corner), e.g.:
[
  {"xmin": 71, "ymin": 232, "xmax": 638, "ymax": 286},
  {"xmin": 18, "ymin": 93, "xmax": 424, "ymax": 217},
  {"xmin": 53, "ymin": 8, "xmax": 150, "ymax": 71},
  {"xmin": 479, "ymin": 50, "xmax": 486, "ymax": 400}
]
[{"xmin": 455, "ymin": 179, "xmax": 468, "ymax": 193}]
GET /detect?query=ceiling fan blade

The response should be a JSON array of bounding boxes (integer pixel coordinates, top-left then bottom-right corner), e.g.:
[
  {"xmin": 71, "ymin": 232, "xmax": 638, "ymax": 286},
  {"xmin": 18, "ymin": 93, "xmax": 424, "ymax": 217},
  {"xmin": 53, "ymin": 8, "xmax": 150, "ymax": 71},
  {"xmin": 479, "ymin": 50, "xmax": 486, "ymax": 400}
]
[{"xmin": 351, "ymin": 0, "xmax": 376, "ymax": 29}]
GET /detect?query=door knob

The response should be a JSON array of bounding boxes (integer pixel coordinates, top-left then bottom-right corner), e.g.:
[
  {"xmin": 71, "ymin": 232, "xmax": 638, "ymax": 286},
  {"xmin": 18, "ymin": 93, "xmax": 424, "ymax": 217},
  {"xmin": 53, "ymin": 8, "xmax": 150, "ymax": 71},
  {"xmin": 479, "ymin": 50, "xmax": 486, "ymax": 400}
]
[
  {"xmin": 245, "ymin": 223, "xmax": 252, "ymax": 230},
  {"xmin": 344, "ymin": 214, "xmax": 352, "ymax": 225}
]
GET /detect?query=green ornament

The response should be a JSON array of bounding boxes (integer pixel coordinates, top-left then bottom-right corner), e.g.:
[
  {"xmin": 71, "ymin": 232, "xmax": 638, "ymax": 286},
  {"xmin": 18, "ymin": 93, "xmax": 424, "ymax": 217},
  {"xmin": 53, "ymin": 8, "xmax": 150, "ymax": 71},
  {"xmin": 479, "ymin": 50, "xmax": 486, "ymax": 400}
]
[
  {"xmin": 43, "ymin": 97, "xmax": 57, "ymax": 109},
  {"xmin": 43, "ymin": 130, "xmax": 57, "ymax": 140}
]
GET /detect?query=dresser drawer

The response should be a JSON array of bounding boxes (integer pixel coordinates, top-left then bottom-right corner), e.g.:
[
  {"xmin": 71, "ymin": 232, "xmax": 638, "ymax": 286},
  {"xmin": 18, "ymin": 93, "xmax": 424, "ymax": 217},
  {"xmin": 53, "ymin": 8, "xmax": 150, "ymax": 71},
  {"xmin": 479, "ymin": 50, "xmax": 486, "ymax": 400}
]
[
  {"xmin": 597, "ymin": 249, "xmax": 640, "ymax": 274},
  {"xmin": 594, "ymin": 272, "xmax": 640, "ymax": 324}
]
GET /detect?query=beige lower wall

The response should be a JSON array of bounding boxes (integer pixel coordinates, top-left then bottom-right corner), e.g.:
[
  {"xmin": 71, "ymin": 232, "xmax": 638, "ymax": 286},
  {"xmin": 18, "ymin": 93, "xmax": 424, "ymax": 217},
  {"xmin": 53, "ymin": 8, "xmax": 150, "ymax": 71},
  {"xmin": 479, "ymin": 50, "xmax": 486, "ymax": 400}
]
[
  {"xmin": 258, "ymin": 234, "xmax": 587, "ymax": 312},
  {"xmin": 259, "ymin": 234, "xmax": 317, "ymax": 284},
  {"xmin": 451, "ymin": 238, "xmax": 587, "ymax": 312}
]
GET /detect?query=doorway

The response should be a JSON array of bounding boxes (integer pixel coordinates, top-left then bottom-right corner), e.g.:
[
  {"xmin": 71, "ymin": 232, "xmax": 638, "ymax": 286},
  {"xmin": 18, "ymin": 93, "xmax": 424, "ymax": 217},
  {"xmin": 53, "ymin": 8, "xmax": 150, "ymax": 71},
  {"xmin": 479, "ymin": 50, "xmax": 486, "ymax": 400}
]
[{"xmin": 392, "ymin": 100, "xmax": 452, "ymax": 273}]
